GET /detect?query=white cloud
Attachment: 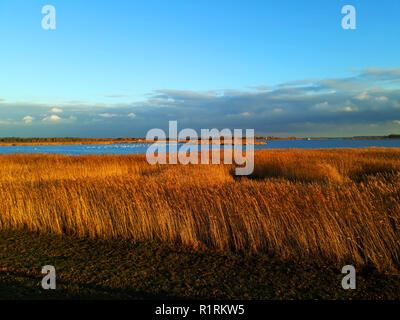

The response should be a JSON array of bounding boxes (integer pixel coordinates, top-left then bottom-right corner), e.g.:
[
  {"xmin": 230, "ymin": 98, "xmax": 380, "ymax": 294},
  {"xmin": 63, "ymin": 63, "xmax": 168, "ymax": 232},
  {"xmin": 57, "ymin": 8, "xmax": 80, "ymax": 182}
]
[
  {"xmin": 102, "ymin": 94, "xmax": 129, "ymax": 98},
  {"xmin": 23, "ymin": 116, "xmax": 34, "ymax": 124},
  {"xmin": 342, "ymin": 106, "xmax": 358, "ymax": 112},
  {"xmin": 99, "ymin": 113, "xmax": 118, "ymax": 118},
  {"xmin": 240, "ymin": 112, "xmax": 250, "ymax": 116},
  {"xmin": 375, "ymin": 96, "xmax": 388, "ymax": 102},
  {"xmin": 128, "ymin": 112, "xmax": 136, "ymax": 118},
  {"xmin": 314, "ymin": 101, "xmax": 329, "ymax": 110},
  {"xmin": 43, "ymin": 115, "xmax": 62, "ymax": 122},
  {"xmin": 355, "ymin": 92, "xmax": 370, "ymax": 100},
  {"xmin": 51, "ymin": 107, "xmax": 63, "ymax": 113}
]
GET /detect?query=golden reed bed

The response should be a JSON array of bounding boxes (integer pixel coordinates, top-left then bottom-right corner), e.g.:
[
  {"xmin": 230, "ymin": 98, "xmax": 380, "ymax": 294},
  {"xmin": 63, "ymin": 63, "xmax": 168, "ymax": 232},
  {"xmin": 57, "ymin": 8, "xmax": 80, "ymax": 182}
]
[{"xmin": 0, "ymin": 148, "xmax": 399, "ymax": 272}]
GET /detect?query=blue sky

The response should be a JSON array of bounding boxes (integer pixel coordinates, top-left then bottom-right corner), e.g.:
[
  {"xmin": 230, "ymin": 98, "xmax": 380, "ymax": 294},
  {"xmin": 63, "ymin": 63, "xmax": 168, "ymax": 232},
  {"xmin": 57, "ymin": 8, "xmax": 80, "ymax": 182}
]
[{"xmin": 0, "ymin": 0, "xmax": 400, "ymax": 137}]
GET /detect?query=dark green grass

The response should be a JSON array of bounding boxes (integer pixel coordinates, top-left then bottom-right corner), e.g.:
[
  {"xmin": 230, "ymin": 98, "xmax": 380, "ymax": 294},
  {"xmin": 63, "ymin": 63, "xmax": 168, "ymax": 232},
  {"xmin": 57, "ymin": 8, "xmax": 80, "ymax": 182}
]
[{"xmin": 0, "ymin": 230, "xmax": 399, "ymax": 300}]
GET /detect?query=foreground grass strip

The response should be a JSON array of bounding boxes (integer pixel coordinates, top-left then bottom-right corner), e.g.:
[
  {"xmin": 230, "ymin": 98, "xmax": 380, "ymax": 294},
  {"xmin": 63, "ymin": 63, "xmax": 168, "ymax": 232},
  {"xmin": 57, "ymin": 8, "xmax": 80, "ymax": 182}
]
[{"xmin": 0, "ymin": 230, "xmax": 399, "ymax": 299}]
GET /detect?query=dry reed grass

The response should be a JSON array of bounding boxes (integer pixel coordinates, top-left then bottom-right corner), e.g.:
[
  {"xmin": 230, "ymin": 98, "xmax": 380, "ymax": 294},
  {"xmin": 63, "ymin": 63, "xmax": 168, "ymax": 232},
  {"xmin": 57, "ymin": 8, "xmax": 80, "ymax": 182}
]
[{"xmin": 0, "ymin": 148, "xmax": 399, "ymax": 272}]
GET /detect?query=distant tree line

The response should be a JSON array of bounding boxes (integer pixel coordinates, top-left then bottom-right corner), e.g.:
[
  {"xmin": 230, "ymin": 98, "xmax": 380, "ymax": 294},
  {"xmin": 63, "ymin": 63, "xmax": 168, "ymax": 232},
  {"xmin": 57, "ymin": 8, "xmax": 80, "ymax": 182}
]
[{"xmin": 0, "ymin": 137, "xmax": 142, "ymax": 143}]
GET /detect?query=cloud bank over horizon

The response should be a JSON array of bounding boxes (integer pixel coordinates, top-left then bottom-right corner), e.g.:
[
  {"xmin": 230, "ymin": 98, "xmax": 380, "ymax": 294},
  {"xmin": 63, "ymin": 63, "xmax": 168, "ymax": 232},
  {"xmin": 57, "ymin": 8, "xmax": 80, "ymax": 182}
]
[{"xmin": 1, "ymin": 68, "xmax": 400, "ymax": 138}]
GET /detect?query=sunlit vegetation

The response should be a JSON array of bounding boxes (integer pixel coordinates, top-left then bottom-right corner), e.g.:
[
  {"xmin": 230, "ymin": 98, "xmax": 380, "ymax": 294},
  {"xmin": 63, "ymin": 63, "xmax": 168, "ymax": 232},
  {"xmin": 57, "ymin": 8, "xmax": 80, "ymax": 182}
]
[{"xmin": 0, "ymin": 148, "xmax": 399, "ymax": 273}]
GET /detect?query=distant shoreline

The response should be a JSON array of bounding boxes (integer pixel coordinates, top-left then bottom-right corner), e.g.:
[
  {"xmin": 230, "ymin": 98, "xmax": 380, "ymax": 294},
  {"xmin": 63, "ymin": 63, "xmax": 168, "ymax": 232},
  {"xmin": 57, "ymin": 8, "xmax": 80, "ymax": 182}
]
[
  {"xmin": 0, "ymin": 135, "xmax": 399, "ymax": 146},
  {"xmin": 0, "ymin": 140, "xmax": 267, "ymax": 146}
]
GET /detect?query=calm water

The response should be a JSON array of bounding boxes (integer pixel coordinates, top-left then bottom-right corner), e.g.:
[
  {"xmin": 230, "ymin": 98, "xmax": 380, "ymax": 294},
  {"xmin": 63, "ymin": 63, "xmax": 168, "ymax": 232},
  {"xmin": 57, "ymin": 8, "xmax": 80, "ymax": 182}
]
[{"xmin": 1, "ymin": 139, "xmax": 400, "ymax": 155}]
